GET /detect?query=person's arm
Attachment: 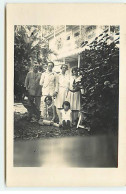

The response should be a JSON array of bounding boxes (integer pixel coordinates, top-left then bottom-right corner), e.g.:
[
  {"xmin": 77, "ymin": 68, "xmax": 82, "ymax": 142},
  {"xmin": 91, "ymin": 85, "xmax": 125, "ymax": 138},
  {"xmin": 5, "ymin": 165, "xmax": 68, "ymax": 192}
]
[
  {"xmin": 39, "ymin": 72, "xmax": 45, "ymax": 87},
  {"xmin": 24, "ymin": 72, "xmax": 30, "ymax": 90},
  {"xmin": 54, "ymin": 73, "xmax": 59, "ymax": 96},
  {"xmin": 69, "ymin": 87, "xmax": 80, "ymax": 92},
  {"xmin": 36, "ymin": 73, "xmax": 41, "ymax": 84},
  {"xmin": 59, "ymin": 110, "xmax": 63, "ymax": 126},
  {"xmin": 52, "ymin": 105, "xmax": 56, "ymax": 122},
  {"xmin": 66, "ymin": 77, "xmax": 70, "ymax": 98},
  {"xmin": 70, "ymin": 111, "xmax": 72, "ymax": 127}
]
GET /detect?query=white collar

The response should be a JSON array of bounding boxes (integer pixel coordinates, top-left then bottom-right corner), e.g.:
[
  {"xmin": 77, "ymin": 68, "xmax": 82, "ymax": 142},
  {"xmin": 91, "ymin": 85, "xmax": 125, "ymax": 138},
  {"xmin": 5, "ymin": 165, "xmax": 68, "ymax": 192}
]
[
  {"xmin": 59, "ymin": 71, "xmax": 68, "ymax": 76},
  {"xmin": 46, "ymin": 69, "xmax": 55, "ymax": 74}
]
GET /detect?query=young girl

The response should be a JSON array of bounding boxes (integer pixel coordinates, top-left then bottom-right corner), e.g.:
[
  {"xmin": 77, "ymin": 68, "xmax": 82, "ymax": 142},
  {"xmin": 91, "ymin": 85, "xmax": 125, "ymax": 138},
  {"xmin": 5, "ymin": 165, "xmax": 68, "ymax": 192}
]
[
  {"xmin": 60, "ymin": 101, "xmax": 72, "ymax": 129},
  {"xmin": 39, "ymin": 95, "xmax": 59, "ymax": 126}
]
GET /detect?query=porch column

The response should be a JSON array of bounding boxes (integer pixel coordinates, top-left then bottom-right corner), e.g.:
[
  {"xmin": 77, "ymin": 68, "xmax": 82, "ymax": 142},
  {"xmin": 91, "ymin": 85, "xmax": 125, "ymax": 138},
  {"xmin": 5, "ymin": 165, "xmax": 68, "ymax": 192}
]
[{"xmin": 78, "ymin": 54, "xmax": 80, "ymax": 68}]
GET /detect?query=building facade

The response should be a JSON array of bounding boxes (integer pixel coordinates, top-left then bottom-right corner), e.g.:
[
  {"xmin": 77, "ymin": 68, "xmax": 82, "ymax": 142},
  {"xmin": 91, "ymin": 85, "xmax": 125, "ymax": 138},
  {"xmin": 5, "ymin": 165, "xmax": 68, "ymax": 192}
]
[{"xmin": 45, "ymin": 25, "xmax": 119, "ymax": 74}]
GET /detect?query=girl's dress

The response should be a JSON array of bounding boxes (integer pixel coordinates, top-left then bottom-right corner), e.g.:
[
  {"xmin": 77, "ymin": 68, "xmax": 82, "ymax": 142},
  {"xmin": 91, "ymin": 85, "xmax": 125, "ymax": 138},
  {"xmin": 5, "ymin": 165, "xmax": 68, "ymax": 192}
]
[
  {"xmin": 55, "ymin": 73, "xmax": 70, "ymax": 109},
  {"xmin": 60, "ymin": 109, "xmax": 72, "ymax": 122}
]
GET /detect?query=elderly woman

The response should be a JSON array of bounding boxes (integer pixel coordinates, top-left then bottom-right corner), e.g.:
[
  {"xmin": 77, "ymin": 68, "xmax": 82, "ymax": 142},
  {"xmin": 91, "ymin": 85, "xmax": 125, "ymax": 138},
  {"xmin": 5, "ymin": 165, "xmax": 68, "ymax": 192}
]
[
  {"xmin": 68, "ymin": 67, "xmax": 81, "ymax": 125},
  {"xmin": 55, "ymin": 64, "xmax": 70, "ymax": 122}
]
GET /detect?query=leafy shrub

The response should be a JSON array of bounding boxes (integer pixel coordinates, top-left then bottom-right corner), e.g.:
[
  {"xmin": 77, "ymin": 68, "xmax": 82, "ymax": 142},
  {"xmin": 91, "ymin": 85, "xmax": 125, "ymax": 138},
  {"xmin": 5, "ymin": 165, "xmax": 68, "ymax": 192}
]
[{"xmin": 78, "ymin": 29, "xmax": 119, "ymax": 133}]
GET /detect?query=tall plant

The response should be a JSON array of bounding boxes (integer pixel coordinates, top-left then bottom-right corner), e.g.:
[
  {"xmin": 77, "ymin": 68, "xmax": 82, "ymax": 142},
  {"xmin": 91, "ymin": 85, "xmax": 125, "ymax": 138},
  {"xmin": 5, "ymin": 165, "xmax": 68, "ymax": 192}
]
[
  {"xmin": 14, "ymin": 25, "xmax": 53, "ymax": 100},
  {"xmin": 77, "ymin": 27, "xmax": 119, "ymax": 133}
]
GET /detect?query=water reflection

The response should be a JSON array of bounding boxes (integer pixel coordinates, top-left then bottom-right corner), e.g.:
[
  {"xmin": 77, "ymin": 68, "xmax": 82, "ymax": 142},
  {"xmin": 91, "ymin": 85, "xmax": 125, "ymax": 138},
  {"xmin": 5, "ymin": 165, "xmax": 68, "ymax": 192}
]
[{"xmin": 14, "ymin": 135, "xmax": 118, "ymax": 167}]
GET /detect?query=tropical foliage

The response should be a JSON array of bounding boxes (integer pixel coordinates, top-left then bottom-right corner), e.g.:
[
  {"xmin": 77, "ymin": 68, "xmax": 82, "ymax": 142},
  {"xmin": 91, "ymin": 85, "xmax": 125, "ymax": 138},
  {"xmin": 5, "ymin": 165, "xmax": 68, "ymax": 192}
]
[
  {"xmin": 76, "ymin": 27, "xmax": 119, "ymax": 133},
  {"xmin": 14, "ymin": 25, "xmax": 54, "ymax": 100}
]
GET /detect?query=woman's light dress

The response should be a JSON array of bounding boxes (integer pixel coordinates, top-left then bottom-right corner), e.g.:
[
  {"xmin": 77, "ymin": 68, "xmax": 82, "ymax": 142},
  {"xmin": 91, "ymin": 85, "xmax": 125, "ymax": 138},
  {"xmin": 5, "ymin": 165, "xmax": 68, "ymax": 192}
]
[{"xmin": 55, "ymin": 73, "xmax": 70, "ymax": 109}]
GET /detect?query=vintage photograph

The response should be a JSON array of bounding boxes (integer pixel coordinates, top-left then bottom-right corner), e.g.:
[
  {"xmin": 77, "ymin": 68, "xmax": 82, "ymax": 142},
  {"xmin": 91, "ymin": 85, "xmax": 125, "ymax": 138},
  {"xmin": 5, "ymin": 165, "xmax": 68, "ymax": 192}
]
[{"xmin": 14, "ymin": 25, "xmax": 119, "ymax": 167}]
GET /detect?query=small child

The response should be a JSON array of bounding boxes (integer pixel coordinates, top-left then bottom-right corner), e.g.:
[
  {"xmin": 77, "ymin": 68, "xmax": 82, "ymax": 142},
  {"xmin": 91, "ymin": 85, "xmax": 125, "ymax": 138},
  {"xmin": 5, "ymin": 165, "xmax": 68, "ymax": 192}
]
[
  {"xmin": 60, "ymin": 101, "xmax": 72, "ymax": 129},
  {"xmin": 39, "ymin": 95, "xmax": 59, "ymax": 126}
]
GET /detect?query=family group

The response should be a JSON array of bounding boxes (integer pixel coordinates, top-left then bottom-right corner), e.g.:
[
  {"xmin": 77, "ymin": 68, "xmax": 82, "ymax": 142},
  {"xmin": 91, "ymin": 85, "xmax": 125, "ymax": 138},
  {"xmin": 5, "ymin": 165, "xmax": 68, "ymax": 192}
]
[{"xmin": 24, "ymin": 61, "xmax": 82, "ymax": 129}]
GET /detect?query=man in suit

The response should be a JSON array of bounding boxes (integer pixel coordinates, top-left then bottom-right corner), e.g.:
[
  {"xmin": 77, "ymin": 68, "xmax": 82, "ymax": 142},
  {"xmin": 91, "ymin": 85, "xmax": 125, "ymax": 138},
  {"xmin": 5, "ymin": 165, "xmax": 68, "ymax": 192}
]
[{"xmin": 24, "ymin": 63, "xmax": 42, "ymax": 122}]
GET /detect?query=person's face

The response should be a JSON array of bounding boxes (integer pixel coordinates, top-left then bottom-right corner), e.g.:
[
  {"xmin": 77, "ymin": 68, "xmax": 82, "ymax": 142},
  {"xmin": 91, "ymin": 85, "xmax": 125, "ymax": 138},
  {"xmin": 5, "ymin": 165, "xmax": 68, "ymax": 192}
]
[
  {"xmin": 62, "ymin": 65, "xmax": 67, "ymax": 74},
  {"xmin": 46, "ymin": 99, "xmax": 52, "ymax": 106},
  {"xmin": 48, "ymin": 63, "xmax": 53, "ymax": 72},
  {"xmin": 33, "ymin": 65, "xmax": 38, "ymax": 73},
  {"xmin": 64, "ymin": 104, "xmax": 69, "ymax": 111}
]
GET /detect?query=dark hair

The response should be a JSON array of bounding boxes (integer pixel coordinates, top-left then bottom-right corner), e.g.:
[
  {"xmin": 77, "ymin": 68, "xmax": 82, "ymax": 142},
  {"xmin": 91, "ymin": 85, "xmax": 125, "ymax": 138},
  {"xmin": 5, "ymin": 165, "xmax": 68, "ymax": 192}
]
[
  {"xmin": 33, "ymin": 63, "xmax": 38, "ymax": 67},
  {"xmin": 38, "ymin": 65, "xmax": 43, "ymax": 72},
  {"xmin": 62, "ymin": 101, "xmax": 70, "ymax": 109},
  {"xmin": 34, "ymin": 61, "xmax": 38, "ymax": 64},
  {"xmin": 44, "ymin": 95, "xmax": 53, "ymax": 103},
  {"xmin": 61, "ymin": 64, "xmax": 68, "ymax": 70},
  {"xmin": 47, "ymin": 61, "xmax": 54, "ymax": 68},
  {"xmin": 71, "ymin": 67, "xmax": 78, "ymax": 73}
]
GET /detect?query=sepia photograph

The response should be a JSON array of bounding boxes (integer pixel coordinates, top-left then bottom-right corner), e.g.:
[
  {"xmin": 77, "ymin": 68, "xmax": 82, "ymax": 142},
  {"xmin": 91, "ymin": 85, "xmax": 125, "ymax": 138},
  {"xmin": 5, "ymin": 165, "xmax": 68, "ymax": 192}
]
[
  {"xmin": 13, "ymin": 24, "xmax": 119, "ymax": 168},
  {"xmin": 6, "ymin": 3, "xmax": 126, "ymax": 187}
]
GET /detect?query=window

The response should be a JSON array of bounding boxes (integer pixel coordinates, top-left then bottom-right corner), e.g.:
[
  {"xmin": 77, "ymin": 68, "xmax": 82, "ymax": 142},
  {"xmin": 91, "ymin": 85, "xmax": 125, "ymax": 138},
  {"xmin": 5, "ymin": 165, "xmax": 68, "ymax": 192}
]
[
  {"xmin": 74, "ymin": 32, "xmax": 80, "ymax": 37},
  {"xmin": 66, "ymin": 35, "xmax": 70, "ymax": 40},
  {"xmin": 110, "ymin": 25, "xmax": 119, "ymax": 34}
]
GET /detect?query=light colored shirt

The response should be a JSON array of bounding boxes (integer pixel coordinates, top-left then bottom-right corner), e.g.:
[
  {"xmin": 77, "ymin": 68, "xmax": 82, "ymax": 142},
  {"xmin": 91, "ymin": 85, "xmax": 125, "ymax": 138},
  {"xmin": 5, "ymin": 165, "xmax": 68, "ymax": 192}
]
[
  {"xmin": 61, "ymin": 109, "xmax": 72, "ymax": 121},
  {"xmin": 57, "ymin": 73, "xmax": 70, "ymax": 90},
  {"xmin": 39, "ymin": 70, "xmax": 58, "ymax": 96}
]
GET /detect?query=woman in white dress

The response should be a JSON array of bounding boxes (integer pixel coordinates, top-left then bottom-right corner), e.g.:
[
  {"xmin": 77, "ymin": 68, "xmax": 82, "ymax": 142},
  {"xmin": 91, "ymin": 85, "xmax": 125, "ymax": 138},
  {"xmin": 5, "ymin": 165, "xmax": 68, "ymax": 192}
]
[
  {"xmin": 67, "ymin": 67, "xmax": 81, "ymax": 125},
  {"xmin": 55, "ymin": 64, "xmax": 70, "ymax": 123}
]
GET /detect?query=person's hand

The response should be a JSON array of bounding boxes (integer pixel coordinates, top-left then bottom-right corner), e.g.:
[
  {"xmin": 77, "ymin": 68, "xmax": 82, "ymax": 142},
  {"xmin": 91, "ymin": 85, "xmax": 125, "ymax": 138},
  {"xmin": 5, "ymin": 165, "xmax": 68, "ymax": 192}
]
[
  {"xmin": 53, "ymin": 92, "xmax": 58, "ymax": 97},
  {"xmin": 50, "ymin": 120, "xmax": 54, "ymax": 125},
  {"xmin": 59, "ymin": 123, "xmax": 62, "ymax": 127},
  {"xmin": 69, "ymin": 89, "xmax": 74, "ymax": 92}
]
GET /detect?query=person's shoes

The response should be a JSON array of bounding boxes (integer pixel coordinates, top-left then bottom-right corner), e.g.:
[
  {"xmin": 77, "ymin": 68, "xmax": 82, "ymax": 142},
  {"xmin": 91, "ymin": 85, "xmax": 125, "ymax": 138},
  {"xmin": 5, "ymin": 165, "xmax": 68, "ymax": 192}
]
[
  {"xmin": 72, "ymin": 121, "xmax": 77, "ymax": 126},
  {"xmin": 62, "ymin": 120, "xmax": 66, "ymax": 130},
  {"xmin": 38, "ymin": 118, "xmax": 44, "ymax": 125},
  {"xmin": 30, "ymin": 117, "xmax": 38, "ymax": 123}
]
